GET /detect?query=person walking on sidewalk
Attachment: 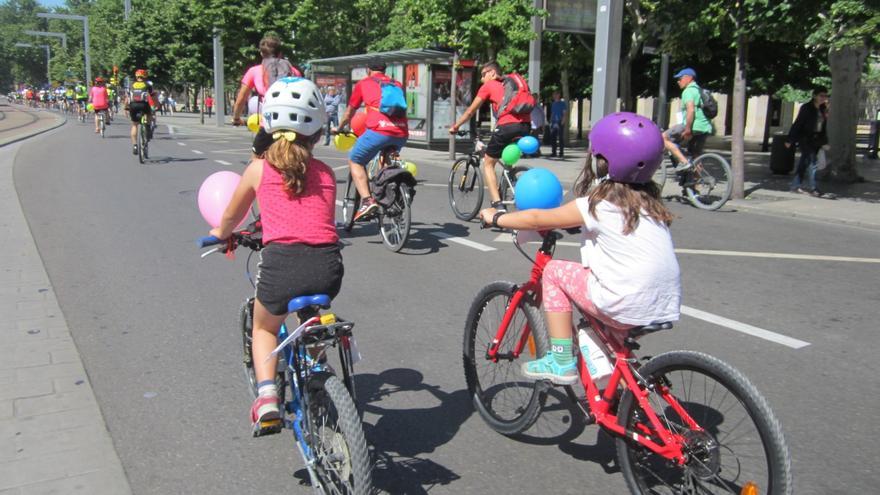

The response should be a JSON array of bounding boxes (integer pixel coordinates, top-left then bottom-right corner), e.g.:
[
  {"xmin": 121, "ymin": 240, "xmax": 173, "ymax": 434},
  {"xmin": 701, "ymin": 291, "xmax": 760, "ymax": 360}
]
[
  {"xmin": 786, "ymin": 87, "xmax": 829, "ymax": 196},
  {"xmin": 205, "ymin": 94, "xmax": 214, "ymax": 117},
  {"xmin": 323, "ymin": 86, "xmax": 341, "ymax": 146},
  {"xmin": 548, "ymin": 91, "xmax": 568, "ymax": 158}
]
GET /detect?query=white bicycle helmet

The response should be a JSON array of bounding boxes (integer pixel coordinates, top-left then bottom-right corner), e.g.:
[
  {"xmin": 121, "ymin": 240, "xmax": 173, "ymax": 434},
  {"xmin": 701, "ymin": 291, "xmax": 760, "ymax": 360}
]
[{"xmin": 261, "ymin": 77, "xmax": 326, "ymax": 136}]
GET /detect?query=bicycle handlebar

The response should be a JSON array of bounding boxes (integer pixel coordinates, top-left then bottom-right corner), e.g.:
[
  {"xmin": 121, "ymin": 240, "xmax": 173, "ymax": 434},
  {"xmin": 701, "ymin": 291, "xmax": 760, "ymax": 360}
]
[{"xmin": 196, "ymin": 235, "xmax": 222, "ymax": 248}]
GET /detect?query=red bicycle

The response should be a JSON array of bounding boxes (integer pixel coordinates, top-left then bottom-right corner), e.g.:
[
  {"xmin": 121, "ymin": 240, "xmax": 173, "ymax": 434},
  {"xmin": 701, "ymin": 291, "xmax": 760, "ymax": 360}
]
[{"xmin": 462, "ymin": 229, "xmax": 791, "ymax": 494}]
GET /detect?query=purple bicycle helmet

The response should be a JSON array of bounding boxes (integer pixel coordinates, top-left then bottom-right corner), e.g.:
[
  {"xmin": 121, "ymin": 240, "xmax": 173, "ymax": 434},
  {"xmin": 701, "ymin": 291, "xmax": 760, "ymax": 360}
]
[{"xmin": 589, "ymin": 112, "xmax": 664, "ymax": 184}]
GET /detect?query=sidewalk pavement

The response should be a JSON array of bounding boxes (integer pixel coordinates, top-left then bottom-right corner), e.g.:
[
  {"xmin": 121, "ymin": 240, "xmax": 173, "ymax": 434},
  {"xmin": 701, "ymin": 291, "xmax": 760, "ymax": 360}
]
[
  {"xmin": 0, "ymin": 103, "xmax": 132, "ymax": 494},
  {"xmin": 165, "ymin": 112, "xmax": 880, "ymax": 230}
]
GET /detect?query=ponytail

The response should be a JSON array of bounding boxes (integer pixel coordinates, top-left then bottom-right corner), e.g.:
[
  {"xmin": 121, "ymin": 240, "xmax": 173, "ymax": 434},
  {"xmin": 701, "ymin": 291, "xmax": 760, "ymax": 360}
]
[{"xmin": 264, "ymin": 132, "xmax": 316, "ymax": 195}]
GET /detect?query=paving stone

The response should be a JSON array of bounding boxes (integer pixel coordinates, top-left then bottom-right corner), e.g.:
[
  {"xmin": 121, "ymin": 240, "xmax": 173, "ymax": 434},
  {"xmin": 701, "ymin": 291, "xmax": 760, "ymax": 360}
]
[
  {"xmin": 0, "ymin": 400, "xmax": 11, "ymax": 419},
  {"xmin": 0, "ymin": 351, "xmax": 51, "ymax": 370},
  {"xmin": 48, "ymin": 349, "xmax": 79, "ymax": 365},
  {"xmin": 14, "ymin": 389, "xmax": 95, "ymax": 418},
  {"xmin": 14, "ymin": 363, "xmax": 86, "ymax": 385},
  {"xmin": 17, "ymin": 468, "xmax": 130, "ymax": 495},
  {"xmin": 0, "ymin": 379, "xmax": 53, "ymax": 401},
  {"xmin": 10, "ymin": 424, "xmax": 112, "ymax": 462},
  {"xmin": 0, "ymin": 407, "xmax": 102, "ymax": 438},
  {"xmin": 0, "ymin": 447, "xmax": 124, "ymax": 491}
]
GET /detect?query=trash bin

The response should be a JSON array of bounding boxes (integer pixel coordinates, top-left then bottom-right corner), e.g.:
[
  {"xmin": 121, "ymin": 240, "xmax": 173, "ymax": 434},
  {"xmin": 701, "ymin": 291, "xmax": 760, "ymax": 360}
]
[{"xmin": 770, "ymin": 133, "xmax": 795, "ymax": 174}]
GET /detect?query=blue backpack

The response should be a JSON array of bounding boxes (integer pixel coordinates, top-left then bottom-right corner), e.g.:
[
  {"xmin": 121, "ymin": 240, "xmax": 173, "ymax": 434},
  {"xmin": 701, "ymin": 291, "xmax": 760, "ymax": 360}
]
[{"xmin": 372, "ymin": 77, "xmax": 407, "ymax": 118}]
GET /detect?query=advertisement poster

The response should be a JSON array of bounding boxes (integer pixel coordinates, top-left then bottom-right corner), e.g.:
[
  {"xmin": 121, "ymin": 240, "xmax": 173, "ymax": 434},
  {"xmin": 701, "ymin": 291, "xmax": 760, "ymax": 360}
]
[{"xmin": 431, "ymin": 67, "xmax": 473, "ymax": 139}]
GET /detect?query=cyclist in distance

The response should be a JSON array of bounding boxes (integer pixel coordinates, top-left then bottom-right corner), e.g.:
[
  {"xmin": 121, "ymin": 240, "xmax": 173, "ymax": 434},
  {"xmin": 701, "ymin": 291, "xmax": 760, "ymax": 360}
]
[
  {"xmin": 450, "ymin": 61, "xmax": 533, "ymax": 211},
  {"xmin": 88, "ymin": 77, "xmax": 110, "ymax": 134},
  {"xmin": 207, "ymin": 77, "xmax": 343, "ymax": 436},
  {"xmin": 479, "ymin": 112, "xmax": 681, "ymax": 384},
  {"xmin": 333, "ymin": 59, "xmax": 409, "ymax": 222},
  {"xmin": 125, "ymin": 69, "xmax": 156, "ymax": 154},
  {"xmin": 231, "ymin": 33, "xmax": 303, "ymax": 159},
  {"xmin": 662, "ymin": 67, "xmax": 713, "ymax": 172},
  {"xmin": 74, "ymin": 81, "xmax": 88, "ymax": 117}
]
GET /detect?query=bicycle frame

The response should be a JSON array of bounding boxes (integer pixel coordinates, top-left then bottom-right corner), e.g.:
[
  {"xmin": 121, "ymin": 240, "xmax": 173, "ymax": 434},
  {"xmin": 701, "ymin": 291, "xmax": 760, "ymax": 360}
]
[{"xmin": 487, "ymin": 231, "xmax": 702, "ymax": 466}]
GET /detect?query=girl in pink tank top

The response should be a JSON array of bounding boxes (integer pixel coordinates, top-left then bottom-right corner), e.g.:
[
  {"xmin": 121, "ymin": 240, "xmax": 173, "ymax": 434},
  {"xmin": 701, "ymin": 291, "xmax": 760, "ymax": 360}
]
[{"xmin": 207, "ymin": 77, "xmax": 341, "ymax": 435}]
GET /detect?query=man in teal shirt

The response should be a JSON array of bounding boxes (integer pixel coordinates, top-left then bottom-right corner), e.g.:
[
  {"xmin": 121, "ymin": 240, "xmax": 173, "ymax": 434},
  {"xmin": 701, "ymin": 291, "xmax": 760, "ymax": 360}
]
[{"xmin": 663, "ymin": 68, "xmax": 713, "ymax": 171}]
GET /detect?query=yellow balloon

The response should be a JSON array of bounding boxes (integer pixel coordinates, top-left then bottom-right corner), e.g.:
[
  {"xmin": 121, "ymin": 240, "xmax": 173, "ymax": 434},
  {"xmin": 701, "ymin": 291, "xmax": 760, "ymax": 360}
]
[
  {"xmin": 246, "ymin": 114, "xmax": 260, "ymax": 133},
  {"xmin": 403, "ymin": 161, "xmax": 418, "ymax": 178},
  {"xmin": 334, "ymin": 133, "xmax": 357, "ymax": 152}
]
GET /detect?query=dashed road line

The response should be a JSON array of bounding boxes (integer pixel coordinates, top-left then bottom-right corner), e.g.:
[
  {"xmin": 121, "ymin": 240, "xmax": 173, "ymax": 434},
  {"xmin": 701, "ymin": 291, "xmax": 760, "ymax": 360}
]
[
  {"xmin": 429, "ymin": 232, "xmax": 496, "ymax": 252},
  {"xmin": 681, "ymin": 305, "xmax": 810, "ymax": 349},
  {"xmin": 675, "ymin": 248, "xmax": 880, "ymax": 264},
  {"xmin": 192, "ymin": 149, "xmax": 204, "ymax": 155},
  {"xmin": 214, "ymin": 160, "xmax": 232, "ymax": 166},
  {"xmin": 177, "ymin": 142, "xmax": 186, "ymax": 146}
]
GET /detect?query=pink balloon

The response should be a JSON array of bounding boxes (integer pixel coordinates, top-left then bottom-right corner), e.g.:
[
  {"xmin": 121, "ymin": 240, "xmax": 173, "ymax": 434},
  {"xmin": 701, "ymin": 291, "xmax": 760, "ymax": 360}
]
[{"xmin": 197, "ymin": 171, "xmax": 242, "ymax": 228}]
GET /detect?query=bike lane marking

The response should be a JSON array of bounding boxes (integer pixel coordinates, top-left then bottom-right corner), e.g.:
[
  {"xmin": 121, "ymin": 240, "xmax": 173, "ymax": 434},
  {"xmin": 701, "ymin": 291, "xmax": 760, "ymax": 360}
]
[
  {"xmin": 680, "ymin": 305, "xmax": 810, "ymax": 349},
  {"xmin": 674, "ymin": 248, "xmax": 880, "ymax": 264},
  {"xmin": 192, "ymin": 149, "xmax": 203, "ymax": 155},
  {"xmin": 430, "ymin": 231, "xmax": 496, "ymax": 252},
  {"xmin": 214, "ymin": 160, "xmax": 232, "ymax": 166}
]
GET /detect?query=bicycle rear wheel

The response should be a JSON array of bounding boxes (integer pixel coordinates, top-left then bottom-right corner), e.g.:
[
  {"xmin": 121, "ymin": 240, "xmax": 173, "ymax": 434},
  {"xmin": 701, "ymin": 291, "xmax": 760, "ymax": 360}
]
[
  {"xmin": 463, "ymin": 281, "xmax": 549, "ymax": 435},
  {"xmin": 137, "ymin": 124, "xmax": 146, "ymax": 164},
  {"xmin": 685, "ymin": 153, "xmax": 733, "ymax": 210},
  {"xmin": 448, "ymin": 157, "xmax": 484, "ymax": 221},
  {"xmin": 340, "ymin": 173, "xmax": 360, "ymax": 232},
  {"xmin": 616, "ymin": 351, "xmax": 791, "ymax": 495},
  {"xmin": 379, "ymin": 185, "xmax": 411, "ymax": 252},
  {"xmin": 498, "ymin": 166, "xmax": 529, "ymax": 211},
  {"xmin": 100, "ymin": 115, "xmax": 105, "ymax": 138},
  {"xmin": 307, "ymin": 374, "xmax": 372, "ymax": 495}
]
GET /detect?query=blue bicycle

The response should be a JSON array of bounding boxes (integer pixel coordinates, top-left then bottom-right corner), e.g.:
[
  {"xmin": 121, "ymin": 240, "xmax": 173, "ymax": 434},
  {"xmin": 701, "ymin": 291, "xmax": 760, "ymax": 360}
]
[{"xmin": 199, "ymin": 224, "xmax": 372, "ymax": 494}]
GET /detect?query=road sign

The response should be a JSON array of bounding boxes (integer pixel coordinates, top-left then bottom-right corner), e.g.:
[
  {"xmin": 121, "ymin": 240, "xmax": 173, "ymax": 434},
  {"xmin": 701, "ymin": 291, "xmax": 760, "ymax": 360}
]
[{"xmin": 544, "ymin": 0, "xmax": 598, "ymax": 34}]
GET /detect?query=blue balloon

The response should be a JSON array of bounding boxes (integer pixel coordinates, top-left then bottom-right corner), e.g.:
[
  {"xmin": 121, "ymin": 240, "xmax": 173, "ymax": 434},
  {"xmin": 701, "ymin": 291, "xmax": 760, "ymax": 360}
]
[
  {"xmin": 514, "ymin": 168, "xmax": 564, "ymax": 210},
  {"xmin": 517, "ymin": 135, "xmax": 540, "ymax": 154}
]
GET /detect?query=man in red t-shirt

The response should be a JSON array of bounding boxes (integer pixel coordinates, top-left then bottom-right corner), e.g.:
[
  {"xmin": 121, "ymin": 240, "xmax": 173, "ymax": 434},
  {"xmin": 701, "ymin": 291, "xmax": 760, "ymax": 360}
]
[
  {"xmin": 450, "ymin": 61, "xmax": 531, "ymax": 209},
  {"xmin": 335, "ymin": 60, "xmax": 408, "ymax": 221}
]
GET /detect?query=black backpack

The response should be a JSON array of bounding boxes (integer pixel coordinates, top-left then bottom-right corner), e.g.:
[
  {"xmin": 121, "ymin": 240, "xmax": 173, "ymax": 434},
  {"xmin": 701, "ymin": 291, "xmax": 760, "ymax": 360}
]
[{"xmin": 699, "ymin": 87, "xmax": 718, "ymax": 119}]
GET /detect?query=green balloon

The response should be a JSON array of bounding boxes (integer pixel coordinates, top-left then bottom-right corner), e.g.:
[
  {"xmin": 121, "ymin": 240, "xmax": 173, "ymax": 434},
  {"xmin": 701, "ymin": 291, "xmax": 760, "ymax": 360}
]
[{"xmin": 501, "ymin": 143, "xmax": 522, "ymax": 166}]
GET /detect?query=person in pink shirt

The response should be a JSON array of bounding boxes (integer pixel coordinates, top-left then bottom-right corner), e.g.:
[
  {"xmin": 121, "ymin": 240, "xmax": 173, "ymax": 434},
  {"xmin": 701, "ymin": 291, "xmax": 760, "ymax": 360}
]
[
  {"xmin": 209, "ymin": 77, "xmax": 341, "ymax": 436},
  {"xmin": 231, "ymin": 34, "xmax": 303, "ymax": 158},
  {"xmin": 89, "ymin": 77, "xmax": 110, "ymax": 134}
]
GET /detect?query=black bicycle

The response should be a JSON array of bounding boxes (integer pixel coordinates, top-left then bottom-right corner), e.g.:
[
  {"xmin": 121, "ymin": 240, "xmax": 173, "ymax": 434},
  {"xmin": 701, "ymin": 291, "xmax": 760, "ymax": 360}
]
[{"xmin": 448, "ymin": 131, "xmax": 529, "ymax": 221}]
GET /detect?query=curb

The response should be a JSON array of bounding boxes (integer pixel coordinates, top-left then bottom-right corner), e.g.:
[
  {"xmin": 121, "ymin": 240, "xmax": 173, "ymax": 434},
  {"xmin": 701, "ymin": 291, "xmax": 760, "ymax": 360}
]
[
  {"xmin": 727, "ymin": 198, "xmax": 880, "ymax": 231},
  {"xmin": 0, "ymin": 111, "xmax": 67, "ymax": 148}
]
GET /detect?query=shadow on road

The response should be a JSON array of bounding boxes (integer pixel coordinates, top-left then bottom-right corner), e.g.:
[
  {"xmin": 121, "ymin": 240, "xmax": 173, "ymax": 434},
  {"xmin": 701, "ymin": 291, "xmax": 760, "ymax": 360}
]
[{"xmin": 355, "ymin": 368, "xmax": 470, "ymax": 494}]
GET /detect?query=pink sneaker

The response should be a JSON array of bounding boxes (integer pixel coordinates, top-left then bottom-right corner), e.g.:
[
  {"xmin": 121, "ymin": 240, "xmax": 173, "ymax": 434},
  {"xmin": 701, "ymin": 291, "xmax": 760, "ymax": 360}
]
[{"xmin": 250, "ymin": 395, "xmax": 282, "ymax": 437}]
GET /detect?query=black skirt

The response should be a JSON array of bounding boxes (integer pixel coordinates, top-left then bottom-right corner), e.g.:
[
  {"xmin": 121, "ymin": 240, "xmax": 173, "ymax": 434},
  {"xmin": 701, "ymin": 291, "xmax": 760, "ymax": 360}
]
[{"xmin": 255, "ymin": 243, "xmax": 344, "ymax": 315}]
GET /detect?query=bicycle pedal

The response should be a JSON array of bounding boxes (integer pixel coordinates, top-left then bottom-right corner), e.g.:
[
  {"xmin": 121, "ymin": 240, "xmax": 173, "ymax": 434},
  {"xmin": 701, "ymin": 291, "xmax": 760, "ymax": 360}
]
[{"xmin": 253, "ymin": 418, "xmax": 283, "ymax": 437}]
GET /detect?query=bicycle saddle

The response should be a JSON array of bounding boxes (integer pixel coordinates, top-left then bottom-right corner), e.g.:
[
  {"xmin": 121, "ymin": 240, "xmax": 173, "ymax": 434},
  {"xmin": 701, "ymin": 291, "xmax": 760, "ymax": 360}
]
[{"xmin": 287, "ymin": 294, "xmax": 331, "ymax": 314}]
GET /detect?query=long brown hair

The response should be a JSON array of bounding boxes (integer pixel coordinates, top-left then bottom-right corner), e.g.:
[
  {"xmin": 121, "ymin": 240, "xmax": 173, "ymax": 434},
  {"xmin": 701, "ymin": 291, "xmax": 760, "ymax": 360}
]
[
  {"xmin": 573, "ymin": 154, "xmax": 673, "ymax": 235},
  {"xmin": 264, "ymin": 132, "xmax": 317, "ymax": 195}
]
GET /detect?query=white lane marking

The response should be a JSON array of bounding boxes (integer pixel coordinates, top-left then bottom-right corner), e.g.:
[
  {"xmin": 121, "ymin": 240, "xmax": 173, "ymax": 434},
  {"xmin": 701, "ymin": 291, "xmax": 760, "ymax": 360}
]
[
  {"xmin": 430, "ymin": 232, "xmax": 496, "ymax": 252},
  {"xmin": 681, "ymin": 305, "xmax": 810, "ymax": 349},
  {"xmin": 192, "ymin": 149, "xmax": 204, "ymax": 155},
  {"xmin": 215, "ymin": 160, "xmax": 232, "ymax": 166},
  {"xmin": 333, "ymin": 165, "xmax": 349, "ymax": 171},
  {"xmin": 177, "ymin": 142, "xmax": 186, "ymax": 146},
  {"xmin": 335, "ymin": 199, "xmax": 343, "ymax": 206},
  {"xmin": 492, "ymin": 233, "xmax": 579, "ymax": 247},
  {"xmin": 675, "ymin": 248, "xmax": 880, "ymax": 264},
  {"xmin": 167, "ymin": 125, "xmax": 176, "ymax": 135}
]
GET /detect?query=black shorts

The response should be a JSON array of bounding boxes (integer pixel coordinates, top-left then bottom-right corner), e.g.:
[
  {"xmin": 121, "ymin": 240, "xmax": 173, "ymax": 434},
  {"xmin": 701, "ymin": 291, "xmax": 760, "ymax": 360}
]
[
  {"xmin": 486, "ymin": 123, "xmax": 531, "ymax": 159},
  {"xmin": 129, "ymin": 101, "xmax": 152, "ymax": 122},
  {"xmin": 665, "ymin": 124, "xmax": 708, "ymax": 157},
  {"xmin": 255, "ymin": 243, "xmax": 344, "ymax": 316},
  {"xmin": 251, "ymin": 127, "xmax": 273, "ymax": 156}
]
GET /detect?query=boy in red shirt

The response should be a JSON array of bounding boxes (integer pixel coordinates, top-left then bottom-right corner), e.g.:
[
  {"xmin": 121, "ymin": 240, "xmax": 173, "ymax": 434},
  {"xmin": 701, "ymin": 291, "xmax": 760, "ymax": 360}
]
[
  {"xmin": 334, "ymin": 60, "xmax": 408, "ymax": 221},
  {"xmin": 450, "ymin": 61, "xmax": 531, "ymax": 210}
]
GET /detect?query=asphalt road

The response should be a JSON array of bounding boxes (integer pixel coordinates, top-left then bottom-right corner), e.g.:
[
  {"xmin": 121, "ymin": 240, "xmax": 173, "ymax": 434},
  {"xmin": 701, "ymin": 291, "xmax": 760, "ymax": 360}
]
[{"xmin": 13, "ymin": 117, "xmax": 880, "ymax": 494}]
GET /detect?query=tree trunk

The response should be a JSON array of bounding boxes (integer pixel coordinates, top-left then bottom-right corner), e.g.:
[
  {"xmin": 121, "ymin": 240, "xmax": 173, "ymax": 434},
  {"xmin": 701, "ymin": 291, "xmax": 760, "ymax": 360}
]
[
  {"xmin": 730, "ymin": 35, "xmax": 747, "ymax": 200},
  {"xmin": 827, "ymin": 44, "xmax": 868, "ymax": 182}
]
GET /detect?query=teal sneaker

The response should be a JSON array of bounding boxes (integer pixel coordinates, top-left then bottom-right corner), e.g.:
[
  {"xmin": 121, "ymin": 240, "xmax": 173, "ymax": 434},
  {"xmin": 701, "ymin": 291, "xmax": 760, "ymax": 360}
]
[{"xmin": 521, "ymin": 354, "xmax": 579, "ymax": 385}]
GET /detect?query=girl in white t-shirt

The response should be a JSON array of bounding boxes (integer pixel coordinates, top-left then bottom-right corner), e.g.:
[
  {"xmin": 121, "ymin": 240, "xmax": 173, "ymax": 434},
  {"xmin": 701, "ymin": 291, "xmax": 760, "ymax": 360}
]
[{"xmin": 480, "ymin": 112, "xmax": 681, "ymax": 384}]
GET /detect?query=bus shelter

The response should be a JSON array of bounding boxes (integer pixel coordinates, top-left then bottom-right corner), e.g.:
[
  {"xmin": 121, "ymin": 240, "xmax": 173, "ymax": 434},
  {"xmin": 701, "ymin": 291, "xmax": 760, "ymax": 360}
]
[{"xmin": 309, "ymin": 49, "xmax": 476, "ymax": 146}]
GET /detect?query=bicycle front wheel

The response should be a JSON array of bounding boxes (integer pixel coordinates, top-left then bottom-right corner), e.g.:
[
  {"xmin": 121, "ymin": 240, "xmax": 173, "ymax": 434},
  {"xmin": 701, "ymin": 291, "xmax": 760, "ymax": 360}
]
[
  {"xmin": 340, "ymin": 173, "xmax": 360, "ymax": 232},
  {"xmin": 463, "ymin": 281, "xmax": 549, "ymax": 435},
  {"xmin": 239, "ymin": 298, "xmax": 286, "ymax": 403},
  {"xmin": 616, "ymin": 351, "xmax": 791, "ymax": 495},
  {"xmin": 307, "ymin": 374, "xmax": 372, "ymax": 495},
  {"xmin": 448, "ymin": 157, "xmax": 484, "ymax": 221},
  {"xmin": 379, "ymin": 185, "xmax": 411, "ymax": 252},
  {"xmin": 498, "ymin": 166, "xmax": 529, "ymax": 211},
  {"xmin": 685, "ymin": 153, "xmax": 733, "ymax": 210}
]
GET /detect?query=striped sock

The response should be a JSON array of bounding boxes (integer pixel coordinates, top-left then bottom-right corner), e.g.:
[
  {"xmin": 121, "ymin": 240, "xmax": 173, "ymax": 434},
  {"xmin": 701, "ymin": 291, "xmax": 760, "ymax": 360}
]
[
  {"xmin": 550, "ymin": 338, "xmax": 574, "ymax": 366},
  {"xmin": 257, "ymin": 380, "xmax": 277, "ymax": 398}
]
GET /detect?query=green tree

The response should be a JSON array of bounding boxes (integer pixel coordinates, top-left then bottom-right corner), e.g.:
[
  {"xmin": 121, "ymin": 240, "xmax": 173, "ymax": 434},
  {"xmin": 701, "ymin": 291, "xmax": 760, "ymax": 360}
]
[
  {"xmin": 807, "ymin": 0, "xmax": 880, "ymax": 182},
  {"xmin": 0, "ymin": 0, "xmax": 49, "ymax": 89}
]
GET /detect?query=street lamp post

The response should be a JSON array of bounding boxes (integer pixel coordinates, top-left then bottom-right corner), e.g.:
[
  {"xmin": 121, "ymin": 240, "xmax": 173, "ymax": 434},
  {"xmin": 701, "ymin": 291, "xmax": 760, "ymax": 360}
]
[
  {"xmin": 36, "ymin": 13, "xmax": 90, "ymax": 84},
  {"xmin": 15, "ymin": 43, "xmax": 51, "ymax": 84},
  {"xmin": 23, "ymin": 30, "xmax": 67, "ymax": 49}
]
